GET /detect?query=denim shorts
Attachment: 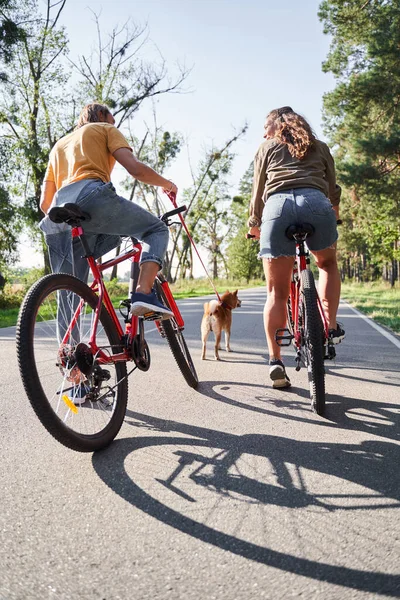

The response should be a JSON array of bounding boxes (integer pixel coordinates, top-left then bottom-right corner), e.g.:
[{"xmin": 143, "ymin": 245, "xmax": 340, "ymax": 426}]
[{"xmin": 258, "ymin": 188, "xmax": 338, "ymax": 259}]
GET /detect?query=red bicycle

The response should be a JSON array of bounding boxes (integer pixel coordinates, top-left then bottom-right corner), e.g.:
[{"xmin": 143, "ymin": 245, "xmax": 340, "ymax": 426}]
[
  {"xmin": 16, "ymin": 202, "xmax": 198, "ymax": 452},
  {"xmin": 275, "ymin": 223, "xmax": 337, "ymax": 415}
]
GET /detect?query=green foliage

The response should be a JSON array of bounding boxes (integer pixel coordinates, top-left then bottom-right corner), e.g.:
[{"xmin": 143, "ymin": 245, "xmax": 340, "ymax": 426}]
[
  {"xmin": 0, "ymin": 283, "xmax": 25, "ymax": 309},
  {"xmin": 320, "ymin": 0, "xmax": 400, "ymax": 282},
  {"xmin": 226, "ymin": 163, "xmax": 263, "ymax": 281},
  {"xmin": 170, "ymin": 127, "xmax": 247, "ymax": 281},
  {"xmin": 105, "ymin": 278, "xmax": 129, "ymax": 298},
  {"xmin": 0, "ymin": 0, "xmax": 26, "ymax": 65},
  {"xmin": 0, "ymin": 2, "xmax": 189, "ymax": 274},
  {"xmin": 0, "ymin": 185, "xmax": 19, "ymax": 269}
]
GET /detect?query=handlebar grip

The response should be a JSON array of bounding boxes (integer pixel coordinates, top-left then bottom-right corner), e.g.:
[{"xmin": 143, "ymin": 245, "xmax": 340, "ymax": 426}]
[
  {"xmin": 166, "ymin": 205, "xmax": 187, "ymax": 217},
  {"xmin": 246, "ymin": 233, "xmax": 256, "ymax": 239}
]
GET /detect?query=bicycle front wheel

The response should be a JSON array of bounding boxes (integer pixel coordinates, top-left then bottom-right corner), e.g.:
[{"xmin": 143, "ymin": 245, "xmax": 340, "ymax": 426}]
[
  {"xmin": 16, "ymin": 274, "xmax": 128, "ymax": 452},
  {"xmin": 300, "ymin": 269, "xmax": 325, "ymax": 415},
  {"xmin": 154, "ymin": 279, "xmax": 199, "ymax": 389}
]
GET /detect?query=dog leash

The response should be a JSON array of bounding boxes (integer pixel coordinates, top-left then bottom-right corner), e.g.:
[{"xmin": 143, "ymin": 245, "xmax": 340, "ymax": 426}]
[{"xmin": 164, "ymin": 190, "xmax": 222, "ymax": 303}]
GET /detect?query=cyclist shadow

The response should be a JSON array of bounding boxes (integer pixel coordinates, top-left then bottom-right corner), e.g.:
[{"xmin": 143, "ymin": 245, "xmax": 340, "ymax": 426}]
[
  {"xmin": 92, "ymin": 411, "xmax": 400, "ymax": 596},
  {"xmin": 195, "ymin": 379, "xmax": 400, "ymax": 443}
]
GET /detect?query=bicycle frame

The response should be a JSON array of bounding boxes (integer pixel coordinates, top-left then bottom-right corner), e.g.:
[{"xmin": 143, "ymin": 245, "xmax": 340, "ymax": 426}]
[
  {"xmin": 289, "ymin": 240, "xmax": 330, "ymax": 350},
  {"xmin": 63, "ymin": 224, "xmax": 185, "ymax": 366}
]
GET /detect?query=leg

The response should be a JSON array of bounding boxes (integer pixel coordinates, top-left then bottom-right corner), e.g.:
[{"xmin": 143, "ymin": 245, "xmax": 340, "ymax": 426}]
[
  {"xmin": 263, "ymin": 256, "xmax": 294, "ymax": 360},
  {"xmin": 78, "ymin": 185, "xmax": 169, "ymax": 295},
  {"xmin": 311, "ymin": 246, "xmax": 340, "ymax": 329},
  {"xmin": 201, "ymin": 340, "xmax": 207, "ymax": 360},
  {"xmin": 136, "ymin": 261, "xmax": 161, "ymax": 295},
  {"xmin": 225, "ymin": 329, "xmax": 231, "ymax": 352},
  {"xmin": 214, "ymin": 330, "xmax": 221, "ymax": 360},
  {"xmin": 201, "ymin": 320, "xmax": 210, "ymax": 360}
]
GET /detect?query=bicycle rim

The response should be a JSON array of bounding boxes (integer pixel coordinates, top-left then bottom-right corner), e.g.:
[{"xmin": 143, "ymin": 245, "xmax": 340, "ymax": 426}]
[
  {"xmin": 155, "ymin": 280, "xmax": 199, "ymax": 389},
  {"xmin": 16, "ymin": 274, "xmax": 128, "ymax": 452},
  {"xmin": 300, "ymin": 269, "xmax": 325, "ymax": 415}
]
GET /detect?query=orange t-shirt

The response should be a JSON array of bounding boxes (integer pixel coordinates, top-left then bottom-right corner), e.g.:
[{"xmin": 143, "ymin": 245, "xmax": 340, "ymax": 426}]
[{"xmin": 44, "ymin": 123, "xmax": 131, "ymax": 190}]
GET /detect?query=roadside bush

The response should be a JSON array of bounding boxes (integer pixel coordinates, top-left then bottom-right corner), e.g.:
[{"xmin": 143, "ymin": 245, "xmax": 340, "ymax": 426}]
[
  {"xmin": 0, "ymin": 284, "xmax": 25, "ymax": 309},
  {"xmin": 105, "ymin": 278, "xmax": 129, "ymax": 299}
]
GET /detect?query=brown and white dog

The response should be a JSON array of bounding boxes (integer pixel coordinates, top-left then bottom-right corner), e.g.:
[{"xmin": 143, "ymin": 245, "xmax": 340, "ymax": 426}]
[{"xmin": 201, "ymin": 290, "xmax": 241, "ymax": 360}]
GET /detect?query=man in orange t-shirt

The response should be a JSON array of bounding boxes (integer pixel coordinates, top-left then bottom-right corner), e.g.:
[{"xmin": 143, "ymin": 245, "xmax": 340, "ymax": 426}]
[{"xmin": 40, "ymin": 103, "xmax": 177, "ymax": 318}]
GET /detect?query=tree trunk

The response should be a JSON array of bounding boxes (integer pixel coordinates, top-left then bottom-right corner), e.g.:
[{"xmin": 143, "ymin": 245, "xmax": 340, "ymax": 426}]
[
  {"xmin": 213, "ymin": 254, "xmax": 218, "ymax": 279},
  {"xmin": 391, "ymin": 259, "xmax": 396, "ymax": 287}
]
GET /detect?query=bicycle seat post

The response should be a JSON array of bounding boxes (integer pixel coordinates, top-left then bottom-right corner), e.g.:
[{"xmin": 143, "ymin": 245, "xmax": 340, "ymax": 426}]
[
  {"xmin": 71, "ymin": 225, "xmax": 93, "ymax": 259},
  {"xmin": 128, "ymin": 246, "xmax": 141, "ymax": 297}
]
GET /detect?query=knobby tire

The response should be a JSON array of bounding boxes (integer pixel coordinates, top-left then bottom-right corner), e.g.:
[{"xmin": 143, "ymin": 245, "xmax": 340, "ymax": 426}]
[
  {"xmin": 16, "ymin": 273, "xmax": 128, "ymax": 452},
  {"xmin": 301, "ymin": 269, "xmax": 325, "ymax": 415},
  {"xmin": 155, "ymin": 279, "xmax": 199, "ymax": 389}
]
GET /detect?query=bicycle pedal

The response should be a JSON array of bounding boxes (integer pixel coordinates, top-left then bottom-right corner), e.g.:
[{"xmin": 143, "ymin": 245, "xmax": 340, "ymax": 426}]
[
  {"xmin": 275, "ymin": 328, "xmax": 293, "ymax": 347},
  {"xmin": 142, "ymin": 311, "xmax": 162, "ymax": 321},
  {"xmin": 324, "ymin": 344, "xmax": 336, "ymax": 360}
]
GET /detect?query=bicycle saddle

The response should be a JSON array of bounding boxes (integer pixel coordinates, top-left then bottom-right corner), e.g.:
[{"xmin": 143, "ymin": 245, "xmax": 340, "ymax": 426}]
[
  {"xmin": 49, "ymin": 203, "xmax": 91, "ymax": 226},
  {"xmin": 285, "ymin": 223, "xmax": 315, "ymax": 240}
]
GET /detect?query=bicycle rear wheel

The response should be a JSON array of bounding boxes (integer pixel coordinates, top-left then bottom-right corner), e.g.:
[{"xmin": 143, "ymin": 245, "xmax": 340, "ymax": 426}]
[
  {"xmin": 154, "ymin": 279, "xmax": 199, "ymax": 389},
  {"xmin": 16, "ymin": 273, "xmax": 128, "ymax": 452},
  {"xmin": 300, "ymin": 269, "xmax": 325, "ymax": 415}
]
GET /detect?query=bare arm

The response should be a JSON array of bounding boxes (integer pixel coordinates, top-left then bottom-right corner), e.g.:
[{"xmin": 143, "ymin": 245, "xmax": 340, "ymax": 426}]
[
  {"xmin": 247, "ymin": 146, "xmax": 267, "ymax": 228},
  {"xmin": 324, "ymin": 144, "xmax": 341, "ymax": 208},
  {"xmin": 40, "ymin": 181, "xmax": 56, "ymax": 214},
  {"xmin": 113, "ymin": 147, "xmax": 177, "ymax": 194}
]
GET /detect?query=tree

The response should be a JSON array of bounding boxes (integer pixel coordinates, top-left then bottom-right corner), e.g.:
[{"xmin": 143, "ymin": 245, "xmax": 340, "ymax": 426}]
[
  {"xmin": 0, "ymin": 2, "xmax": 189, "ymax": 273},
  {"xmin": 0, "ymin": 0, "xmax": 70, "ymax": 272},
  {"xmin": 190, "ymin": 190, "xmax": 230, "ymax": 279},
  {"xmin": 0, "ymin": 0, "xmax": 27, "ymax": 279},
  {"xmin": 319, "ymin": 0, "xmax": 400, "ymax": 284},
  {"xmin": 0, "ymin": 185, "xmax": 19, "ymax": 273},
  {"xmin": 167, "ymin": 126, "xmax": 247, "ymax": 282},
  {"xmin": 0, "ymin": 0, "xmax": 26, "ymax": 67},
  {"xmin": 70, "ymin": 11, "xmax": 189, "ymax": 128},
  {"xmin": 226, "ymin": 163, "xmax": 264, "ymax": 282}
]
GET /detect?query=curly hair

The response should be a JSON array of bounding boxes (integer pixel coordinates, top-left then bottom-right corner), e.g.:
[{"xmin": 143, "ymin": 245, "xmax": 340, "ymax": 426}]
[
  {"xmin": 267, "ymin": 106, "xmax": 316, "ymax": 160},
  {"xmin": 76, "ymin": 103, "xmax": 112, "ymax": 129}
]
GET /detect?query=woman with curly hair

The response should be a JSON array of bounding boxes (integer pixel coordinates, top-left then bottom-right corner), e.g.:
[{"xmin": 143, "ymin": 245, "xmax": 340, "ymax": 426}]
[{"xmin": 247, "ymin": 106, "xmax": 345, "ymax": 389}]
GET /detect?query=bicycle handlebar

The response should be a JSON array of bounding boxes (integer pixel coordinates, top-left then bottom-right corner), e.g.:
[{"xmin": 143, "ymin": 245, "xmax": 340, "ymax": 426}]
[{"xmin": 160, "ymin": 205, "xmax": 187, "ymax": 225}]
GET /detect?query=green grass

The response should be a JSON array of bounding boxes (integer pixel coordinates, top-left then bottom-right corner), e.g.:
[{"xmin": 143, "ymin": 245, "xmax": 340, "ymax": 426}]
[
  {"xmin": 0, "ymin": 307, "xmax": 21, "ymax": 328},
  {"xmin": 3, "ymin": 278, "xmax": 398, "ymax": 334},
  {"xmin": 0, "ymin": 278, "xmax": 265, "ymax": 329},
  {"xmin": 341, "ymin": 281, "xmax": 400, "ymax": 334}
]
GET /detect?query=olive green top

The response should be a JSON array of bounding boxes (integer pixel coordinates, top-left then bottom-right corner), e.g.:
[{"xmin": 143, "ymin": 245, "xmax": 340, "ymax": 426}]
[{"xmin": 248, "ymin": 138, "xmax": 341, "ymax": 227}]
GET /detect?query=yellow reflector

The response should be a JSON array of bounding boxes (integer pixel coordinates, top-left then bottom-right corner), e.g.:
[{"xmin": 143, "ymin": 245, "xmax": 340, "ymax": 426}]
[{"xmin": 62, "ymin": 394, "xmax": 78, "ymax": 414}]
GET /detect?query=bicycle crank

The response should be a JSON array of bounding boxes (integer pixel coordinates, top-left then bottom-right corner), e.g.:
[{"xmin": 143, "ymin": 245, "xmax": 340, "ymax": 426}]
[{"xmin": 132, "ymin": 335, "xmax": 151, "ymax": 371}]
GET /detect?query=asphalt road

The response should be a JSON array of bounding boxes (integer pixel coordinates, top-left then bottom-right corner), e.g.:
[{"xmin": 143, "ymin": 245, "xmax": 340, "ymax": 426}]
[{"xmin": 1, "ymin": 287, "xmax": 400, "ymax": 600}]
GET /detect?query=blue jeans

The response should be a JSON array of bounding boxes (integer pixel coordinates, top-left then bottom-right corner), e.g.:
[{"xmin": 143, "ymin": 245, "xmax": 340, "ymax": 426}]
[
  {"xmin": 259, "ymin": 188, "xmax": 338, "ymax": 259},
  {"xmin": 40, "ymin": 179, "xmax": 169, "ymax": 283}
]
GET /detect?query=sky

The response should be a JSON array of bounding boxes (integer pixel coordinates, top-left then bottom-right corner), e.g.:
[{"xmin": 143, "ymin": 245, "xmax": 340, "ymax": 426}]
[{"xmin": 19, "ymin": 0, "xmax": 335, "ymax": 268}]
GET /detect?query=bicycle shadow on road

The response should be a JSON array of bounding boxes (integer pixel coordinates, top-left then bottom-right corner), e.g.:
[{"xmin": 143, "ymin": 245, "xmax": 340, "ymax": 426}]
[
  {"xmin": 93, "ymin": 411, "xmax": 400, "ymax": 597},
  {"xmin": 193, "ymin": 379, "xmax": 400, "ymax": 443}
]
